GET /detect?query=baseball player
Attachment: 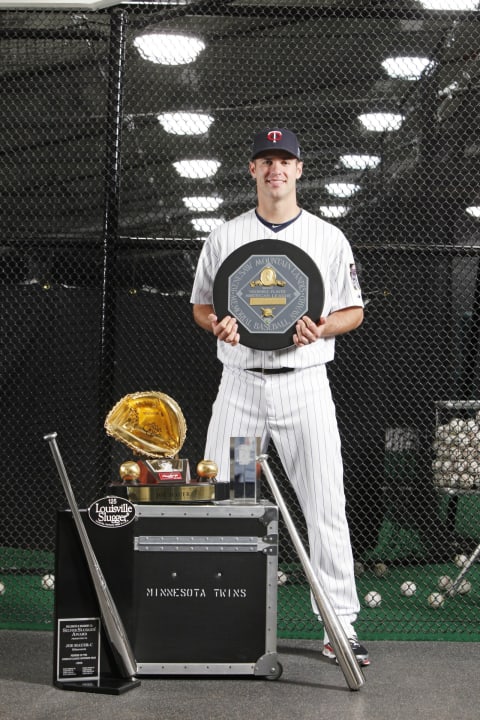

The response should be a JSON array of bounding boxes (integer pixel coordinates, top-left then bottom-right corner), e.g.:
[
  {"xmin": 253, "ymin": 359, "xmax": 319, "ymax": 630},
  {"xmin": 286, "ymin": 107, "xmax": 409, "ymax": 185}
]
[{"xmin": 190, "ymin": 127, "xmax": 369, "ymax": 666}]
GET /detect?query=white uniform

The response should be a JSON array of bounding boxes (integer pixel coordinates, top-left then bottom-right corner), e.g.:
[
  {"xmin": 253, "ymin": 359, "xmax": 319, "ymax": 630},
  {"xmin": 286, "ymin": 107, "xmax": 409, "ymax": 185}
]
[{"xmin": 191, "ymin": 208, "xmax": 363, "ymax": 633}]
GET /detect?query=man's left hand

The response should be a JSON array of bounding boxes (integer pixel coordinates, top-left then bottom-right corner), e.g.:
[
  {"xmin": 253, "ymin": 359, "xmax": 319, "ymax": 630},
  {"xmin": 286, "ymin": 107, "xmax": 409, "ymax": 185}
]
[{"xmin": 293, "ymin": 316, "xmax": 326, "ymax": 346}]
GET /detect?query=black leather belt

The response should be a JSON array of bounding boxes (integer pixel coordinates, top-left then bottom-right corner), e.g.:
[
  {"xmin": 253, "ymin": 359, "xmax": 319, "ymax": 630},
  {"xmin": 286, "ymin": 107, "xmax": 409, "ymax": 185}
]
[{"xmin": 247, "ymin": 367, "xmax": 294, "ymax": 374}]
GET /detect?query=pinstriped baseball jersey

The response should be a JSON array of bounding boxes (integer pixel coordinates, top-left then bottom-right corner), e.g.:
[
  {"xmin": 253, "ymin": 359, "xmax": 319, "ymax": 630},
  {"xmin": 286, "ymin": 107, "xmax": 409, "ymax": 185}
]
[
  {"xmin": 191, "ymin": 207, "xmax": 363, "ymax": 633},
  {"xmin": 190, "ymin": 208, "xmax": 363, "ymax": 369}
]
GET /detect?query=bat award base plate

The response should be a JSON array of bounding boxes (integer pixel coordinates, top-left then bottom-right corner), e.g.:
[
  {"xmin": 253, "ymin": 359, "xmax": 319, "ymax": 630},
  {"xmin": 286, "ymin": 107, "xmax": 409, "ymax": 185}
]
[{"xmin": 55, "ymin": 677, "xmax": 141, "ymax": 695}]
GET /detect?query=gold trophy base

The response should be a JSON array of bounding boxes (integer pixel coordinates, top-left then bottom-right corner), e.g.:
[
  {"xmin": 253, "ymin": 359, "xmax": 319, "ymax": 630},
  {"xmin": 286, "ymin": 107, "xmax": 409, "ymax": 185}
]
[{"xmin": 126, "ymin": 482, "xmax": 215, "ymax": 504}]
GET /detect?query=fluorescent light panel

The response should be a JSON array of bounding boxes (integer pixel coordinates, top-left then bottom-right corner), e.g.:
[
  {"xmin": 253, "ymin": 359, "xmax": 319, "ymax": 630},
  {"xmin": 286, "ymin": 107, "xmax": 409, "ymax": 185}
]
[
  {"xmin": 134, "ymin": 33, "xmax": 205, "ymax": 65},
  {"xmin": 319, "ymin": 206, "xmax": 349, "ymax": 218},
  {"xmin": 0, "ymin": 1, "xmax": 119, "ymax": 7},
  {"xmin": 173, "ymin": 159, "xmax": 221, "ymax": 178},
  {"xmin": 382, "ymin": 56, "xmax": 432, "ymax": 80},
  {"xmin": 358, "ymin": 112, "xmax": 404, "ymax": 131},
  {"xmin": 191, "ymin": 218, "xmax": 225, "ymax": 232},
  {"xmin": 466, "ymin": 206, "xmax": 480, "ymax": 217},
  {"xmin": 418, "ymin": 1, "xmax": 478, "ymax": 9},
  {"xmin": 158, "ymin": 112, "xmax": 214, "ymax": 135},
  {"xmin": 340, "ymin": 154, "xmax": 380, "ymax": 170},
  {"xmin": 183, "ymin": 196, "xmax": 223, "ymax": 212},
  {"xmin": 325, "ymin": 182, "xmax": 361, "ymax": 198}
]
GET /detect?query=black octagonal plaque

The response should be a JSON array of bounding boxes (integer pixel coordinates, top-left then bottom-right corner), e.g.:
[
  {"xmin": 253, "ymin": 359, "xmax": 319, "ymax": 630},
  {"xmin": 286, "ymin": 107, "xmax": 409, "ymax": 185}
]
[{"xmin": 213, "ymin": 239, "xmax": 324, "ymax": 350}]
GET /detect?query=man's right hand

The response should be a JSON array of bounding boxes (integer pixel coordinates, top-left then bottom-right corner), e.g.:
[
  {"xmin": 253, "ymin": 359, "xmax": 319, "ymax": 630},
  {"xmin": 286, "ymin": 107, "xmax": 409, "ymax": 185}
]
[{"xmin": 208, "ymin": 313, "xmax": 240, "ymax": 346}]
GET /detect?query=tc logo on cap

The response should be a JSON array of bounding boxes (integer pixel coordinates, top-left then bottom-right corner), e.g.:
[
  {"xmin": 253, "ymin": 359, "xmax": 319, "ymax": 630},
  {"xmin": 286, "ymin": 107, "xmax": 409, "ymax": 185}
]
[
  {"xmin": 251, "ymin": 127, "xmax": 300, "ymax": 159},
  {"xmin": 267, "ymin": 130, "xmax": 283, "ymax": 143}
]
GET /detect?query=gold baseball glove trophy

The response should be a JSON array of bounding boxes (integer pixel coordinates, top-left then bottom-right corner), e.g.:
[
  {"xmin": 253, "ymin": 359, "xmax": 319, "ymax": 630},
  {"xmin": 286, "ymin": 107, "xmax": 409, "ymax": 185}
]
[{"xmin": 105, "ymin": 391, "xmax": 217, "ymax": 503}]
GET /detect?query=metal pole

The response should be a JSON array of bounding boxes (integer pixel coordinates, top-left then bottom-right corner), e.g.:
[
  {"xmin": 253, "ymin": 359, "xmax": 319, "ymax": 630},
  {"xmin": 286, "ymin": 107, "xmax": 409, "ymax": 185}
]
[{"xmin": 97, "ymin": 7, "xmax": 127, "ymax": 482}]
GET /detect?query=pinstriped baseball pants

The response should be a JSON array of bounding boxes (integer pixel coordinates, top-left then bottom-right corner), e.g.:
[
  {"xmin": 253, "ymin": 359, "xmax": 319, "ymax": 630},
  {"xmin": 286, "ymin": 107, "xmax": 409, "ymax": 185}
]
[{"xmin": 204, "ymin": 364, "xmax": 360, "ymax": 626}]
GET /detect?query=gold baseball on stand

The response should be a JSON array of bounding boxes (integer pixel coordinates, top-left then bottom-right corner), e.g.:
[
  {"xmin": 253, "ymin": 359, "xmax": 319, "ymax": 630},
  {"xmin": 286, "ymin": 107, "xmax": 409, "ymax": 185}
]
[
  {"xmin": 119, "ymin": 460, "xmax": 141, "ymax": 481},
  {"xmin": 196, "ymin": 459, "xmax": 218, "ymax": 479}
]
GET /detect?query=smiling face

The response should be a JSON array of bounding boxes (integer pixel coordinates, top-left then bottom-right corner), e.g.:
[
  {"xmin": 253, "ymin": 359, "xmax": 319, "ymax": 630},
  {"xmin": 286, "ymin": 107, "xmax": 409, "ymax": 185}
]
[{"xmin": 249, "ymin": 151, "xmax": 303, "ymax": 208}]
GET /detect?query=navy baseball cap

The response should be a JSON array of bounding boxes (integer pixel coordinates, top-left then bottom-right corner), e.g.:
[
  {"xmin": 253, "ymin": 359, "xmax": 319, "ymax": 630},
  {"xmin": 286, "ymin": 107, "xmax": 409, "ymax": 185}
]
[{"xmin": 251, "ymin": 128, "xmax": 301, "ymax": 160}]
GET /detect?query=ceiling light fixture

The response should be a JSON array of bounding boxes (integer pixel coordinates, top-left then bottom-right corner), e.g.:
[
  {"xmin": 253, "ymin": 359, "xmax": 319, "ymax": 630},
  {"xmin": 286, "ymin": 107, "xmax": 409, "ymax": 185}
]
[
  {"xmin": 319, "ymin": 206, "xmax": 350, "ymax": 218},
  {"xmin": 382, "ymin": 56, "xmax": 432, "ymax": 80},
  {"xmin": 358, "ymin": 112, "xmax": 404, "ymax": 131},
  {"xmin": 183, "ymin": 196, "xmax": 223, "ymax": 212},
  {"xmin": 325, "ymin": 182, "xmax": 361, "ymax": 198},
  {"xmin": 340, "ymin": 154, "xmax": 381, "ymax": 170},
  {"xmin": 0, "ymin": 1, "xmax": 120, "ymax": 7},
  {"xmin": 158, "ymin": 112, "xmax": 214, "ymax": 135},
  {"xmin": 173, "ymin": 159, "xmax": 221, "ymax": 178},
  {"xmin": 466, "ymin": 206, "xmax": 480, "ymax": 217},
  {"xmin": 418, "ymin": 1, "xmax": 478, "ymax": 9},
  {"xmin": 191, "ymin": 218, "xmax": 225, "ymax": 232},
  {"xmin": 134, "ymin": 33, "xmax": 205, "ymax": 65}
]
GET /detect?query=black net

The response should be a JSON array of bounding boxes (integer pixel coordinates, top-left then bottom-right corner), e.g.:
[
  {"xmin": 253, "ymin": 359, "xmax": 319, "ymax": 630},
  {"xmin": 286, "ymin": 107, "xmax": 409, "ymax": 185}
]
[{"xmin": 1, "ymin": 1, "xmax": 480, "ymax": 641}]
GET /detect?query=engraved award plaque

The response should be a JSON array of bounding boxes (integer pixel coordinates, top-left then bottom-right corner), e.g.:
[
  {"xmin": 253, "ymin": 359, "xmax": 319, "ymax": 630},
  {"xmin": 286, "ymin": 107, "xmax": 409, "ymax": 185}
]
[{"xmin": 213, "ymin": 239, "xmax": 324, "ymax": 350}]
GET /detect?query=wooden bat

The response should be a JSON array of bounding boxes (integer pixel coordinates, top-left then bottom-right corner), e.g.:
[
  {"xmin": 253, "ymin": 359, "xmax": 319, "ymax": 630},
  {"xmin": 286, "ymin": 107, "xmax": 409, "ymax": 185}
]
[
  {"xmin": 44, "ymin": 432, "xmax": 137, "ymax": 679},
  {"xmin": 257, "ymin": 454, "xmax": 365, "ymax": 690}
]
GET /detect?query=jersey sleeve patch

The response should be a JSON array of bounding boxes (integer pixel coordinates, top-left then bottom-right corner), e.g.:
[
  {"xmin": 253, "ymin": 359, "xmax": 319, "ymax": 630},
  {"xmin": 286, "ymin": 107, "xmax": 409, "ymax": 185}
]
[{"xmin": 350, "ymin": 263, "xmax": 361, "ymax": 291}]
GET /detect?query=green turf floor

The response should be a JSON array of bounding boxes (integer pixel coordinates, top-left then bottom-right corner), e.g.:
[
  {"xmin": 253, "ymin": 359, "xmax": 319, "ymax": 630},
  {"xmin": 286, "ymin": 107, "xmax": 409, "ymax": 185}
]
[
  {"xmin": 277, "ymin": 561, "xmax": 480, "ymax": 642},
  {"xmin": 2, "ymin": 545, "xmax": 480, "ymax": 640},
  {"xmin": 0, "ymin": 575, "xmax": 55, "ymax": 630},
  {"xmin": 0, "ymin": 547, "xmax": 55, "ymax": 630}
]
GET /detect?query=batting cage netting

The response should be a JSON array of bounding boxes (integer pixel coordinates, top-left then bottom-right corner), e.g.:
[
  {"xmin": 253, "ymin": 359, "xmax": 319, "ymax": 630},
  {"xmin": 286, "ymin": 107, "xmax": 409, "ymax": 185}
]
[{"xmin": 1, "ymin": 0, "xmax": 480, "ymax": 642}]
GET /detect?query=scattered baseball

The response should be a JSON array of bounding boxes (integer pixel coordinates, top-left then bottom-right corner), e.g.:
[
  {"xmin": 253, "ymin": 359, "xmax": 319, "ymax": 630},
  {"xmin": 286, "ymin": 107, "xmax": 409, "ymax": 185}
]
[
  {"xmin": 456, "ymin": 579, "xmax": 472, "ymax": 595},
  {"xmin": 373, "ymin": 562, "xmax": 388, "ymax": 578},
  {"xmin": 454, "ymin": 554, "xmax": 468, "ymax": 569},
  {"xmin": 438, "ymin": 575, "xmax": 453, "ymax": 591},
  {"xmin": 427, "ymin": 592, "xmax": 444, "ymax": 608},
  {"xmin": 41, "ymin": 573, "xmax": 55, "ymax": 590},
  {"xmin": 0, "ymin": 581, "xmax": 5, "ymax": 595},
  {"xmin": 354, "ymin": 561, "xmax": 365, "ymax": 577},
  {"xmin": 277, "ymin": 570, "xmax": 288, "ymax": 586},
  {"xmin": 400, "ymin": 581, "xmax": 417, "ymax": 597},
  {"xmin": 364, "ymin": 590, "xmax": 382, "ymax": 608}
]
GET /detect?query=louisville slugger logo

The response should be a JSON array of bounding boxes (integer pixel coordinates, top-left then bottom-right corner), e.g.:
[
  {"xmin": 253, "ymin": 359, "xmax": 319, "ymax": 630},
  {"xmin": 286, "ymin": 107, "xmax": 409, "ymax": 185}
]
[{"xmin": 267, "ymin": 130, "xmax": 282, "ymax": 143}]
